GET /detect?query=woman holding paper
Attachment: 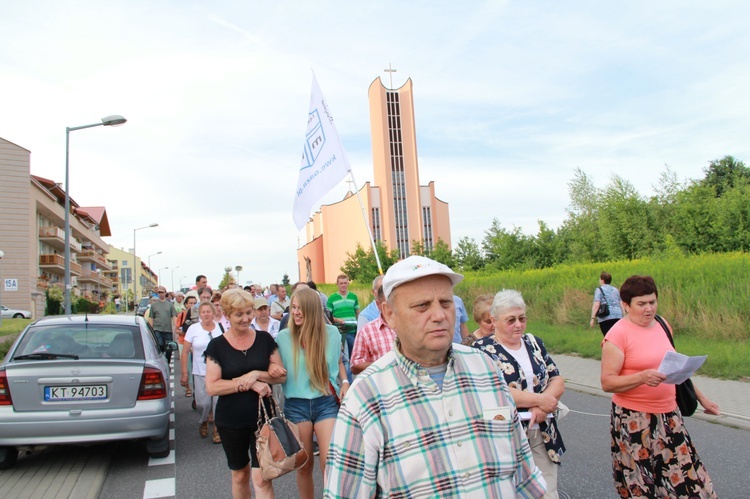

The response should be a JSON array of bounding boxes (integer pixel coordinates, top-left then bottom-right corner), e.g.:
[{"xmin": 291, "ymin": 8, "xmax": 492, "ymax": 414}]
[
  {"xmin": 601, "ymin": 275, "xmax": 719, "ymax": 498},
  {"xmin": 473, "ymin": 289, "xmax": 565, "ymax": 499}
]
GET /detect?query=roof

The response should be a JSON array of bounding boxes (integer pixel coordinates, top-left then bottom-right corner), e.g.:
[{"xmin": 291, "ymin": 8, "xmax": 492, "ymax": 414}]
[{"xmin": 78, "ymin": 206, "xmax": 111, "ymax": 237}]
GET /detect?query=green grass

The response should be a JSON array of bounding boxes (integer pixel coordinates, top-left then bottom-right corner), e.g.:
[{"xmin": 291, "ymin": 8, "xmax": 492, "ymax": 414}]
[{"xmin": 0, "ymin": 318, "xmax": 30, "ymax": 338}]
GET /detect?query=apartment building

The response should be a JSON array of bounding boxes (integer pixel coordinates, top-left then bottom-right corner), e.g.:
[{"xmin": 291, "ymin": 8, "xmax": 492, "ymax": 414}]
[{"xmin": 0, "ymin": 137, "xmax": 113, "ymax": 318}]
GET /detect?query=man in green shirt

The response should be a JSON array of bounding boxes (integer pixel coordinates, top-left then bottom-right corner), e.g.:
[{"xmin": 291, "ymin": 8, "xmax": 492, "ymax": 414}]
[
  {"xmin": 327, "ymin": 274, "xmax": 359, "ymax": 358},
  {"xmin": 149, "ymin": 286, "xmax": 177, "ymax": 363}
]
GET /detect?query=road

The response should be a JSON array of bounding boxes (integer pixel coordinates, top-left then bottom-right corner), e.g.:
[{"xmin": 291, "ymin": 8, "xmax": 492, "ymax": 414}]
[{"xmin": 4, "ymin": 354, "xmax": 748, "ymax": 498}]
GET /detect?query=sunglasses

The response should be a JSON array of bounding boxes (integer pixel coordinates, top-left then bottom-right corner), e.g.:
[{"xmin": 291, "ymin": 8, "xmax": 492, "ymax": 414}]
[{"xmin": 501, "ymin": 316, "xmax": 527, "ymax": 325}]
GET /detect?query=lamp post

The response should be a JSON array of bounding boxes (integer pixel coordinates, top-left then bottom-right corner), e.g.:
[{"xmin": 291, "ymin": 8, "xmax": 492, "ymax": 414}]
[
  {"xmin": 64, "ymin": 115, "xmax": 127, "ymax": 315},
  {"xmin": 148, "ymin": 251, "xmax": 162, "ymax": 270},
  {"xmin": 235, "ymin": 265, "xmax": 243, "ymax": 285},
  {"xmin": 0, "ymin": 250, "xmax": 4, "ymax": 327},
  {"xmin": 170, "ymin": 266, "xmax": 180, "ymax": 292},
  {"xmin": 133, "ymin": 223, "xmax": 158, "ymax": 313}
]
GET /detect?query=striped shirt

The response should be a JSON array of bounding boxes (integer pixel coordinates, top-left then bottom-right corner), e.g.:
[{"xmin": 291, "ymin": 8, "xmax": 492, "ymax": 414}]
[
  {"xmin": 350, "ymin": 316, "xmax": 396, "ymax": 368},
  {"xmin": 324, "ymin": 342, "xmax": 546, "ymax": 498}
]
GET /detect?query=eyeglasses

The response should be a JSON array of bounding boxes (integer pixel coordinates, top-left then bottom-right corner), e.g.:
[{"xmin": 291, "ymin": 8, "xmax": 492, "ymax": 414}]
[
  {"xmin": 157, "ymin": 291, "xmax": 166, "ymax": 294},
  {"xmin": 502, "ymin": 316, "xmax": 527, "ymax": 325}
]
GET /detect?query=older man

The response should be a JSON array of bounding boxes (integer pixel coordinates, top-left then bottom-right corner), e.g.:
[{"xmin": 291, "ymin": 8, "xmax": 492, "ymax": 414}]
[
  {"xmin": 356, "ymin": 275, "xmax": 384, "ymax": 332},
  {"xmin": 270, "ymin": 284, "xmax": 289, "ymax": 321},
  {"xmin": 325, "ymin": 256, "xmax": 546, "ymax": 498},
  {"xmin": 350, "ymin": 284, "xmax": 395, "ymax": 375}
]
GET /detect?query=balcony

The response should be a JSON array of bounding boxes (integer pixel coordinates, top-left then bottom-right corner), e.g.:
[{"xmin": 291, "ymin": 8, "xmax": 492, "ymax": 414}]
[
  {"xmin": 100, "ymin": 276, "xmax": 113, "ymax": 289},
  {"xmin": 79, "ymin": 250, "xmax": 111, "ymax": 270},
  {"xmin": 78, "ymin": 269, "xmax": 99, "ymax": 284},
  {"xmin": 38, "ymin": 227, "xmax": 82, "ymax": 253},
  {"xmin": 39, "ymin": 254, "xmax": 82, "ymax": 276}
]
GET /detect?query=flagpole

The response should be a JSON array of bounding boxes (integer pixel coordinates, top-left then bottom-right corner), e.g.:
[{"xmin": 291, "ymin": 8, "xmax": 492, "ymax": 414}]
[{"xmin": 347, "ymin": 168, "xmax": 384, "ymax": 275}]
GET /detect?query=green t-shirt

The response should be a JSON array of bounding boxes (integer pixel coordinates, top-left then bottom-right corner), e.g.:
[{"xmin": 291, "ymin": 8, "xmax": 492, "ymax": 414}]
[{"xmin": 327, "ymin": 292, "xmax": 359, "ymax": 335}]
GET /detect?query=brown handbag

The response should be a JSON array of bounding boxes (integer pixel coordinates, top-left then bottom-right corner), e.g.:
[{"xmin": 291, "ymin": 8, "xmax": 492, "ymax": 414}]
[{"xmin": 255, "ymin": 395, "xmax": 309, "ymax": 480}]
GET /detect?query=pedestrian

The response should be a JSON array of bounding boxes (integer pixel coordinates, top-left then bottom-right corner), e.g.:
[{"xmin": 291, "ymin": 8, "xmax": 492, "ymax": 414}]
[
  {"xmin": 205, "ymin": 289, "xmax": 287, "ymax": 499},
  {"xmin": 250, "ymin": 297, "xmax": 280, "ymax": 338},
  {"xmin": 473, "ymin": 290, "xmax": 566, "ymax": 498},
  {"xmin": 276, "ymin": 287, "xmax": 348, "ymax": 498},
  {"xmin": 461, "ymin": 293, "xmax": 494, "ymax": 347},
  {"xmin": 148, "ymin": 286, "xmax": 177, "ymax": 363},
  {"xmin": 349, "ymin": 283, "xmax": 396, "ymax": 375},
  {"xmin": 452, "ymin": 294, "xmax": 469, "ymax": 343},
  {"xmin": 270, "ymin": 284, "xmax": 290, "ymax": 321},
  {"xmin": 114, "ymin": 296, "xmax": 121, "ymax": 313},
  {"xmin": 182, "ymin": 301, "xmax": 224, "ymax": 444},
  {"xmin": 590, "ymin": 271, "xmax": 623, "ymax": 336},
  {"xmin": 211, "ymin": 291, "xmax": 231, "ymax": 332},
  {"xmin": 326, "ymin": 274, "xmax": 359, "ymax": 358},
  {"xmin": 356, "ymin": 275, "xmax": 383, "ymax": 332},
  {"xmin": 324, "ymin": 256, "xmax": 546, "ymax": 498},
  {"xmin": 173, "ymin": 291, "xmax": 185, "ymax": 314},
  {"xmin": 601, "ymin": 275, "xmax": 719, "ymax": 497}
]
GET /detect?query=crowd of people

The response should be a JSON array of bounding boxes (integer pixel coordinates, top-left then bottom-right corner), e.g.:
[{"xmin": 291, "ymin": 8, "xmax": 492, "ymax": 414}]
[{"xmin": 145, "ymin": 264, "xmax": 719, "ymax": 498}]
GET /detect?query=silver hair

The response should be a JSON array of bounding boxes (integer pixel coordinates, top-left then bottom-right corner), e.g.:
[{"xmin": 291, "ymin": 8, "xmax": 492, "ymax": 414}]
[
  {"xmin": 490, "ymin": 289, "xmax": 527, "ymax": 318},
  {"xmin": 371, "ymin": 275, "xmax": 384, "ymax": 290}
]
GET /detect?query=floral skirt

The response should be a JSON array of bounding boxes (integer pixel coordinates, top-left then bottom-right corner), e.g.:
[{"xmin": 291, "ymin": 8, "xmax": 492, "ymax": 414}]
[{"xmin": 610, "ymin": 402, "xmax": 716, "ymax": 498}]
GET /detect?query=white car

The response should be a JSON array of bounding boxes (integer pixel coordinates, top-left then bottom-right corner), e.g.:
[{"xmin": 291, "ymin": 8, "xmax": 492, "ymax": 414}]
[{"xmin": 0, "ymin": 306, "xmax": 32, "ymax": 319}]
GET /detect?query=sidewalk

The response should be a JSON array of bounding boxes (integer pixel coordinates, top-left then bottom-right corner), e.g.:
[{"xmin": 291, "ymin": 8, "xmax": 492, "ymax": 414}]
[{"xmin": 554, "ymin": 354, "xmax": 750, "ymax": 431}]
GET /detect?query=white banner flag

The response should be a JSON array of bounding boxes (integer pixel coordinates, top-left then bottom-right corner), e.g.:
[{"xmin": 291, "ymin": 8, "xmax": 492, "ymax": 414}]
[{"xmin": 293, "ymin": 75, "xmax": 351, "ymax": 230}]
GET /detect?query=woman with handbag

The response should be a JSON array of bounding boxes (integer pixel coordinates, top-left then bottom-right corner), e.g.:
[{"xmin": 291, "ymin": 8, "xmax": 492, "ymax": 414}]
[
  {"xmin": 275, "ymin": 287, "xmax": 349, "ymax": 499},
  {"xmin": 601, "ymin": 275, "xmax": 720, "ymax": 497},
  {"xmin": 589, "ymin": 272, "xmax": 623, "ymax": 336},
  {"xmin": 472, "ymin": 289, "xmax": 566, "ymax": 499},
  {"xmin": 205, "ymin": 289, "xmax": 287, "ymax": 499}
]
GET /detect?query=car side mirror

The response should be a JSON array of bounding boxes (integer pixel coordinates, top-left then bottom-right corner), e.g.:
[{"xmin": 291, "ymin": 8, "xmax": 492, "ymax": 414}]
[{"xmin": 164, "ymin": 341, "xmax": 178, "ymax": 352}]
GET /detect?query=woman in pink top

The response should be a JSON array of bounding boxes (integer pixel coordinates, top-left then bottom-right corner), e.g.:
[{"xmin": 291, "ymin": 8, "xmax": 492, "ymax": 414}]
[{"xmin": 601, "ymin": 275, "xmax": 720, "ymax": 498}]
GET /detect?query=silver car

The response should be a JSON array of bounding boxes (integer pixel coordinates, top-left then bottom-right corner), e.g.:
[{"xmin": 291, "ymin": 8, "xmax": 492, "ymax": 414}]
[
  {"xmin": 0, "ymin": 305, "xmax": 32, "ymax": 319},
  {"xmin": 0, "ymin": 315, "xmax": 175, "ymax": 469}
]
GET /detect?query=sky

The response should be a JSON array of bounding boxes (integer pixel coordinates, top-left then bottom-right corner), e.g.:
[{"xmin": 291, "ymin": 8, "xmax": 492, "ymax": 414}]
[{"xmin": 2, "ymin": 1, "xmax": 749, "ymax": 289}]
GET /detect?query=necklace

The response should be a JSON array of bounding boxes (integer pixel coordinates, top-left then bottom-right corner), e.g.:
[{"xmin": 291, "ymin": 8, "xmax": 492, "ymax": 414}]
[{"xmin": 232, "ymin": 330, "xmax": 251, "ymax": 356}]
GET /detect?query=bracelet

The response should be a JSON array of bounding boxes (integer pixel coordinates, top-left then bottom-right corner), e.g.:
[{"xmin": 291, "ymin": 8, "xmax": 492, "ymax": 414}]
[{"xmin": 341, "ymin": 380, "xmax": 350, "ymax": 384}]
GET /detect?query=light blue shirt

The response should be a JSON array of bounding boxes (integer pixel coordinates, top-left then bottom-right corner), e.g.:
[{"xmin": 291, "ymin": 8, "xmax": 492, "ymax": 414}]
[
  {"xmin": 357, "ymin": 300, "xmax": 380, "ymax": 332},
  {"xmin": 276, "ymin": 324, "xmax": 341, "ymax": 399},
  {"xmin": 453, "ymin": 296, "xmax": 469, "ymax": 343}
]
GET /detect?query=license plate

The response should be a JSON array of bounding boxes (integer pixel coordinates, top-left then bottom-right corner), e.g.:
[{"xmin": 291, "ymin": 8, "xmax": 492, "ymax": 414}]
[{"xmin": 44, "ymin": 385, "xmax": 108, "ymax": 401}]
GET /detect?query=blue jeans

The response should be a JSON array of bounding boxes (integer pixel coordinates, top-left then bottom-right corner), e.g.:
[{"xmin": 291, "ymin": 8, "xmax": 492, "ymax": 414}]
[{"xmin": 284, "ymin": 395, "xmax": 339, "ymax": 424}]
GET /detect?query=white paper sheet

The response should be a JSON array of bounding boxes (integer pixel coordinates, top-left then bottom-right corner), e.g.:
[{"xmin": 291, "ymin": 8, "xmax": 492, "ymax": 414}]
[{"xmin": 658, "ymin": 351, "xmax": 707, "ymax": 384}]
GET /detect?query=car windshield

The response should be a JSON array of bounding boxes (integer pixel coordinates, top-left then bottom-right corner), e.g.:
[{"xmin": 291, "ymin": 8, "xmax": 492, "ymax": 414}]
[{"xmin": 13, "ymin": 324, "xmax": 144, "ymax": 360}]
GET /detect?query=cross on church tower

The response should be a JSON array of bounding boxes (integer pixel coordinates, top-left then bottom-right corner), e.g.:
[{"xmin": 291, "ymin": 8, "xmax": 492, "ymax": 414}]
[{"xmin": 384, "ymin": 63, "xmax": 397, "ymax": 89}]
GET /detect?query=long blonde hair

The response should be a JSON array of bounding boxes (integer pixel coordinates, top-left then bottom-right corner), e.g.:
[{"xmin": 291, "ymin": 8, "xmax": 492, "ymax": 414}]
[{"xmin": 289, "ymin": 288, "xmax": 330, "ymax": 394}]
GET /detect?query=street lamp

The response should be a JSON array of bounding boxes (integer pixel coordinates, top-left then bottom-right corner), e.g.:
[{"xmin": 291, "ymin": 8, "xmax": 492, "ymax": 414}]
[
  {"xmin": 170, "ymin": 266, "xmax": 180, "ymax": 292},
  {"xmin": 133, "ymin": 223, "xmax": 158, "ymax": 312},
  {"xmin": 0, "ymin": 250, "xmax": 4, "ymax": 327},
  {"xmin": 64, "ymin": 115, "xmax": 127, "ymax": 315},
  {"xmin": 148, "ymin": 251, "xmax": 162, "ymax": 270},
  {"xmin": 235, "ymin": 265, "xmax": 243, "ymax": 285}
]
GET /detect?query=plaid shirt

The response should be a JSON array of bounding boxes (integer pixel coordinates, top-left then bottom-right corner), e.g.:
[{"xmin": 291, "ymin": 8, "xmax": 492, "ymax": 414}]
[
  {"xmin": 324, "ymin": 343, "xmax": 546, "ymax": 499},
  {"xmin": 350, "ymin": 316, "xmax": 397, "ymax": 368}
]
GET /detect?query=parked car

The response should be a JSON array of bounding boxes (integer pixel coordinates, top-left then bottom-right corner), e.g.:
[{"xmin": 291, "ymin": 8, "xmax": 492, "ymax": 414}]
[
  {"xmin": 0, "ymin": 315, "xmax": 176, "ymax": 469},
  {"xmin": 0, "ymin": 306, "xmax": 32, "ymax": 319},
  {"xmin": 136, "ymin": 297, "xmax": 151, "ymax": 317}
]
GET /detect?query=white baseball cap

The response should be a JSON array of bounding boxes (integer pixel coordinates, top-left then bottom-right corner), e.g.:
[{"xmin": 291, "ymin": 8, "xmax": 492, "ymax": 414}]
[{"xmin": 382, "ymin": 255, "xmax": 463, "ymax": 299}]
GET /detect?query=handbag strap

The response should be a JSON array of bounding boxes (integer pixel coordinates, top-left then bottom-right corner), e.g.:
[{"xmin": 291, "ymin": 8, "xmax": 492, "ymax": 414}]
[
  {"xmin": 654, "ymin": 315, "xmax": 675, "ymax": 348},
  {"xmin": 597, "ymin": 287, "xmax": 608, "ymax": 305},
  {"xmin": 256, "ymin": 391, "xmax": 285, "ymax": 426}
]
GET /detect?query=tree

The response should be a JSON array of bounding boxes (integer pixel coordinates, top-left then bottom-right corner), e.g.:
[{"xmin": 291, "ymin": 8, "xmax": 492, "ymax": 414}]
[
  {"xmin": 281, "ymin": 274, "xmax": 290, "ymax": 286},
  {"xmin": 700, "ymin": 156, "xmax": 750, "ymax": 197},
  {"xmin": 340, "ymin": 241, "xmax": 400, "ymax": 283},
  {"xmin": 430, "ymin": 239, "xmax": 456, "ymax": 269},
  {"xmin": 454, "ymin": 236, "xmax": 484, "ymax": 271},
  {"xmin": 219, "ymin": 270, "xmax": 234, "ymax": 290}
]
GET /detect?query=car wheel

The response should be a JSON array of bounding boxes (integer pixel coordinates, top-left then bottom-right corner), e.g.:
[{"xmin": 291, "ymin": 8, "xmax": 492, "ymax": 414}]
[
  {"xmin": 0, "ymin": 446, "xmax": 18, "ymax": 470},
  {"xmin": 146, "ymin": 425, "xmax": 171, "ymax": 459},
  {"xmin": 12, "ymin": 313, "xmax": 24, "ymax": 319}
]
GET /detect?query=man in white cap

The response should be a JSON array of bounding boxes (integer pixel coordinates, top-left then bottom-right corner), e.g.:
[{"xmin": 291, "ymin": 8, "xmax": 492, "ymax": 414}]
[{"xmin": 324, "ymin": 255, "xmax": 546, "ymax": 498}]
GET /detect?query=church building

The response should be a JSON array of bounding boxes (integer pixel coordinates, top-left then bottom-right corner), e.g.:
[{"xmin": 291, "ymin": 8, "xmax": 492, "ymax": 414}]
[{"xmin": 297, "ymin": 73, "xmax": 452, "ymax": 283}]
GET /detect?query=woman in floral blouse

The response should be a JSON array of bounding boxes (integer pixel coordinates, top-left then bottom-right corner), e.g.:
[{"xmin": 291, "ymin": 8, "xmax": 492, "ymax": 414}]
[{"xmin": 473, "ymin": 289, "xmax": 565, "ymax": 499}]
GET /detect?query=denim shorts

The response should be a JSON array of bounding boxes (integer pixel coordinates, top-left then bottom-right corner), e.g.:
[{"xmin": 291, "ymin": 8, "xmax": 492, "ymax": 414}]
[{"xmin": 284, "ymin": 395, "xmax": 339, "ymax": 424}]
